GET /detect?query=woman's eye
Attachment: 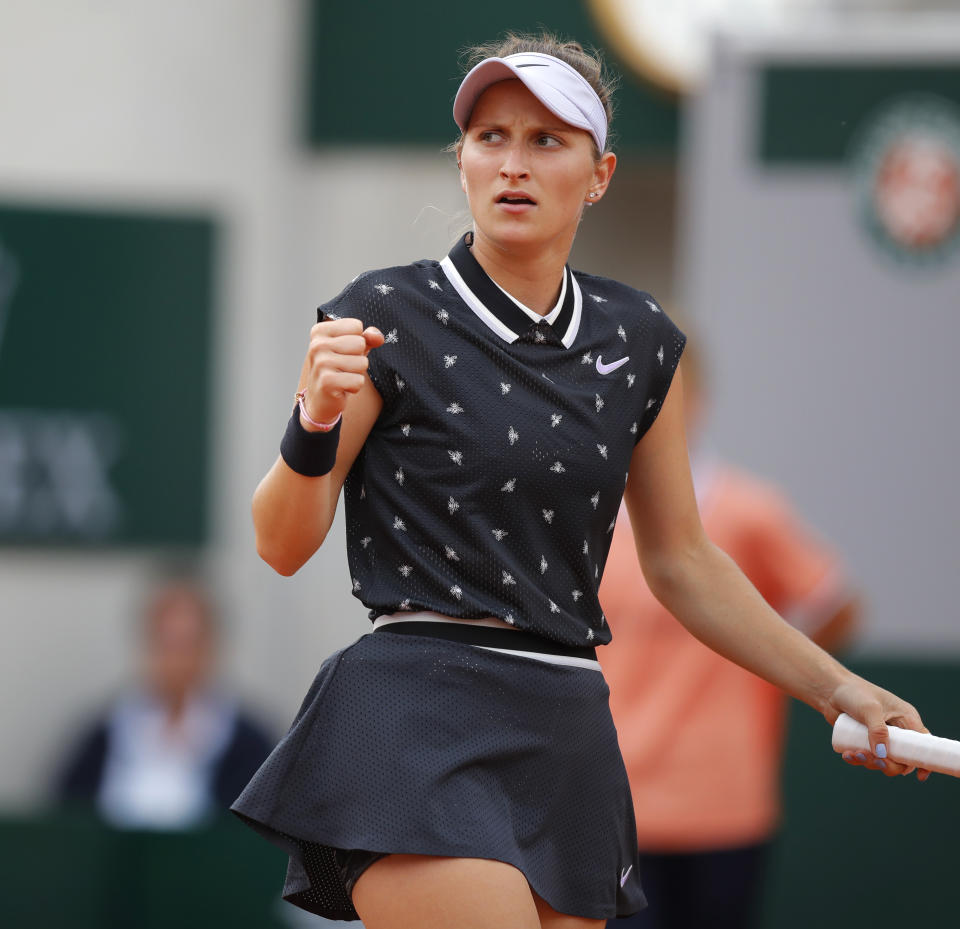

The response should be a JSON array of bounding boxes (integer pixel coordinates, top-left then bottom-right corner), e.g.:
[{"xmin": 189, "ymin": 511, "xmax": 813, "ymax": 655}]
[
  {"xmin": 479, "ymin": 130, "xmax": 503, "ymax": 143},
  {"xmin": 536, "ymin": 135, "xmax": 561, "ymax": 147}
]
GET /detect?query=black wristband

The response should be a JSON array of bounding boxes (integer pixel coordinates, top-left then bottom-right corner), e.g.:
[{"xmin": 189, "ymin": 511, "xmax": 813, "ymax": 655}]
[{"xmin": 280, "ymin": 409, "xmax": 341, "ymax": 477}]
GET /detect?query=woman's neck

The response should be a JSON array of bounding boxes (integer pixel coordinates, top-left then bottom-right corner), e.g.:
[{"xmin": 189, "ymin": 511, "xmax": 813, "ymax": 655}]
[{"xmin": 468, "ymin": 229, "xmax": 571, "ymax": 316}]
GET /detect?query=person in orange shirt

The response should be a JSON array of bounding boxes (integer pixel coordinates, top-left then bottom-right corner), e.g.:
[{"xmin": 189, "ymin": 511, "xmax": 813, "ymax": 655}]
[{"xmin": 601, "ymin": 341, "xmax": 858, "ymax": 929}]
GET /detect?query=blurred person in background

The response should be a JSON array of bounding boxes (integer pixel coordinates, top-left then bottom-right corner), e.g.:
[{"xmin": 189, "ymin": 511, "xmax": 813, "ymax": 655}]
[
  {"xmin": 54, "ymin": 576, "xmax": 274, "ymax": 830},
  {"xmin": 601, "ymin": 337, "xmax": 859, "ymax": 929}
]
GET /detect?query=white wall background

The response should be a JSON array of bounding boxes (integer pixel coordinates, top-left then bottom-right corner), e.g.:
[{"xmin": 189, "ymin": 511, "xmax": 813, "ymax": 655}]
[{"xmin": 0, "ymin": 0, "xmax": 679, "ymax": 808}]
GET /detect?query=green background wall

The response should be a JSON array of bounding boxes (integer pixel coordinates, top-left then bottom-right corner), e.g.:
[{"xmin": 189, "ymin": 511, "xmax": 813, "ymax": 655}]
[
  {"xmin": 0, "ymin": 205, "xmax": 216, "ymax": 547},
  {"xmin": 303, "ymin": 0, "xmax": 679, "ymax": 153},
  {"xmin": 759, "ymin": 65, "xmax": 960, "ymax": 164}
]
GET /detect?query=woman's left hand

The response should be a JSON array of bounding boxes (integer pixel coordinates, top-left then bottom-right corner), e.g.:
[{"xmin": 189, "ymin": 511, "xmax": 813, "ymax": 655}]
[{"xmin": 825, "ymin": 677, "xmax": 931, "ymax": 781}]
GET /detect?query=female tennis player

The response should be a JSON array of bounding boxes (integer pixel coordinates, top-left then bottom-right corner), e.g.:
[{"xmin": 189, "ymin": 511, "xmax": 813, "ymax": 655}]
[{"xmin": 232, "ymin": 32, "xmax": 927, "ymax": 929}]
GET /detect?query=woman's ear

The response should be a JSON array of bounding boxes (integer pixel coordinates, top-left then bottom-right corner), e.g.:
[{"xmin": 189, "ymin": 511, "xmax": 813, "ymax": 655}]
[{"xmin": 590, "ymin": 151, "xmax": 617, "ymax": 202}]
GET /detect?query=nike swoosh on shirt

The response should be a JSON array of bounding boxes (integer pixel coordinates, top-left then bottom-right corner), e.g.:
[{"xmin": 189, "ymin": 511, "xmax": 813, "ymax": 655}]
[
  {"xmin": 620, "ymin": 865, "xmax": 633, "ymax": 887},
  {"xmin": 596, "ymin": 355, "xmax": 629, "ymax": 375}
]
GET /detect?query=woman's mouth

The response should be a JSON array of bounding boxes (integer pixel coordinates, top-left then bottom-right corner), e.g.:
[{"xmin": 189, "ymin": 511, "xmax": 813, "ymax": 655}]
[{"xmin": 496, "ymin": 192, "xmax": 537, "ymax": 212}]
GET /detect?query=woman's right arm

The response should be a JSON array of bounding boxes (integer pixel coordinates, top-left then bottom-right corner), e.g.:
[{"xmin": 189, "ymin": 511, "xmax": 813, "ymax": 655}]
[{"xmin": 252, "ymin": 317, "xmax": 384, "ymax": 576}]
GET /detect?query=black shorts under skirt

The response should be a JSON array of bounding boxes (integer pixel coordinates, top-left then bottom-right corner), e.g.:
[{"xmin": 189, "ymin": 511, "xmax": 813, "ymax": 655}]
[{"xmin": 230, "ymin": 630, "xmax": 646, "ymax": 921}]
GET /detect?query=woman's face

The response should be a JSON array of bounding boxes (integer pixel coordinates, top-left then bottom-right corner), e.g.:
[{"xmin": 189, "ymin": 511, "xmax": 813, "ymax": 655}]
[{"xmin": 459, "ymin": 79, "xmax": 614, "ymax": 257}]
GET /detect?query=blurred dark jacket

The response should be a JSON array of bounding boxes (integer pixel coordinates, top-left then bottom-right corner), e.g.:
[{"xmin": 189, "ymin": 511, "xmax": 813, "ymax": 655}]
[{"xmin": 54, "ymin": 691, "xmax": 274, "ymax": 829}]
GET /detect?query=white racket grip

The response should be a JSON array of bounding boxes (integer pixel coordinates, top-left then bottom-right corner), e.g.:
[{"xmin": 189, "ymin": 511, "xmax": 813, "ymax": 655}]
[{"xmin": 832, "ymin": 713, "xmax": 960, "ymax": 777}]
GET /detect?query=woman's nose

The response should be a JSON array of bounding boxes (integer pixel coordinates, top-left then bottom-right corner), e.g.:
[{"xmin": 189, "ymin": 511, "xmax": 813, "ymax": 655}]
[{"xmin": 499, "ymin": 144, "xmax": 530, "ymax": 180}]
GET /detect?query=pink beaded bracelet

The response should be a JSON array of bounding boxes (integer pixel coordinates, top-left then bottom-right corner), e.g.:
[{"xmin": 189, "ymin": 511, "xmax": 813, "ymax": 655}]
[{"xmin": 295, "ymin": 390, "xmax": 342, "ymax": 432}]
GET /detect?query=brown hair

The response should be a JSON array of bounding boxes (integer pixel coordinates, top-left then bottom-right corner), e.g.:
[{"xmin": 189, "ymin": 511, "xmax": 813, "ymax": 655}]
[{"xmin": 451, "ymin": 31, "xmax": 618, "ymax": 160}]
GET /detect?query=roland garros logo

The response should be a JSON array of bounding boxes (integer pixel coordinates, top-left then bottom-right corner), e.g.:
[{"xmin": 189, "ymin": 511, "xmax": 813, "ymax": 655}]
[{"xmin": 851, "ymin": 95, "xmax": 960, "ymax": 265}]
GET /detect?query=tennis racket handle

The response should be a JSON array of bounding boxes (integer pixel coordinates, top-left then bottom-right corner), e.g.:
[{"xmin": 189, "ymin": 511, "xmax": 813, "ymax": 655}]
[{"xmin": 832, "ymin": 713, "xmax": 960, "ymax": 777}]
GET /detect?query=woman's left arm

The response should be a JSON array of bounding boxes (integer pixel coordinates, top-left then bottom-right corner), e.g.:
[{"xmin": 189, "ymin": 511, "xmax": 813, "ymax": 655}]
[{"xmin": 624, "ymin": 369, "xmax": 928, "ymax": 777}]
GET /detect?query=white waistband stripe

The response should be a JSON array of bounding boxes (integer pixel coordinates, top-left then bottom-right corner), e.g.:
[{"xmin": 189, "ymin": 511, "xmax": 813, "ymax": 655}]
[{"xmin": 371, "ymin": 612, "xmax": 601, "ymax": 670}]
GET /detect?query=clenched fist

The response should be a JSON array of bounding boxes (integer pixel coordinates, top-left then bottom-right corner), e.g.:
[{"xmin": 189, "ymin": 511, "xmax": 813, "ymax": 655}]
[{"xmin": 298, "ymin": 317, "xmax": 385, "ymax": 431}]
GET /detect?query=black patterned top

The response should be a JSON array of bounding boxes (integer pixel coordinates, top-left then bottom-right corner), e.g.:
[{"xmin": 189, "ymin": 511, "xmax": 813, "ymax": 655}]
[{"xmin": 322, "ymin": 235, "xmax": 685, "ymax": 647}]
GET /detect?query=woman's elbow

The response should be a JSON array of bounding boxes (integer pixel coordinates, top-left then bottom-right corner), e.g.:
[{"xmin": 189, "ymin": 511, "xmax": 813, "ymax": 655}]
[
  {"xmin": 640, "ymin": 535, "xmax": 713, "ymax": 607},
  {"xmin": 255, "ymin": 536, "xmax": 303, "ymax": 576},
  {"xmin": 254, "ymin": 527, "xmax": 325, "ymax": 577},
  {"xmin": 641, "ymin": 557, "xmax": 683, "ymax": 608},
  {"xmin": 251, "ymin": 487, "xmax": 328, "ymax": 575}
]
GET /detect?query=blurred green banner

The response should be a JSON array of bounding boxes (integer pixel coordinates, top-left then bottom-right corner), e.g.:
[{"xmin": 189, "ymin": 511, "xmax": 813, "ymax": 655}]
[
  {"xmin": 303, "ymin": 0, "xmax": 679, "ymax": 152},
  {"xmin": 759, "ymin": 65, "xmax": 960, "ymax": 164},
  {"xmin": 0, "ymin": 204, "xmax": 216, "ymax": 547}
]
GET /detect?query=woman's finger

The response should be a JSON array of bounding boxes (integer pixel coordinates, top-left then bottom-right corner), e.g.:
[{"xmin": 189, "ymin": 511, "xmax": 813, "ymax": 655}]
[
  {"xmin": 312, "ymin": 316, "xmax": 365, "ymax": 337},
  {"xmin": 316, "ymin": 370, "xmax": 368, "ymax": 396},
  {"xmin": 311, "ymin": 350, "xmax": 370, "ymax": 376},
  {"xmin": 311, "ymin": 333, "xmax": 370, "ymax": 358},
  {"xmin": 363, "ymin": 326, "xmax": 385, "ymax": 353},
  {"xmin": 840, "ymin": 750, "xmax": 896, "ymax": 775},
  {"xmin": 860, "ymin": 707, "xmax": 891, "ymax": 763}
]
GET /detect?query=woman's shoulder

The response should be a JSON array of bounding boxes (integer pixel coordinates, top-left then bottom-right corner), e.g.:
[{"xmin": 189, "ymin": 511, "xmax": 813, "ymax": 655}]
[
  {"xmin": 572, "ymin": 269, "xmax": 663, "ymax": 313},
  {"xmin": 572, "ymin": 269, "xmax": 682, "ymax": 335},
  {"xmin": 318, "ymin": 258, "xmax": 445, "ymax": 322}
]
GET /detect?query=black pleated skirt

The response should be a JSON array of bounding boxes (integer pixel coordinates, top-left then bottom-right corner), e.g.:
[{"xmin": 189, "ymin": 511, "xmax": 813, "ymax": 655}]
[{"xmin": 231, "ymin": 629, "xmax": 646, "ymax": 921}]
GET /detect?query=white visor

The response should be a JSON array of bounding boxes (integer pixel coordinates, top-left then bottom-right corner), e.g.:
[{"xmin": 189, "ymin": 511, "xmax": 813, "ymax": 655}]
[{"xmin": 453, "ymin": 52, "xmax": 607, "ymax": 153}]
